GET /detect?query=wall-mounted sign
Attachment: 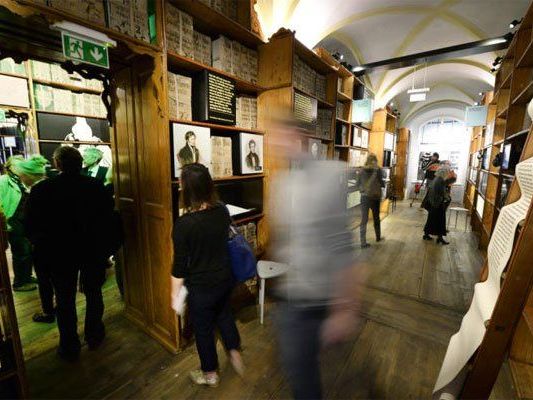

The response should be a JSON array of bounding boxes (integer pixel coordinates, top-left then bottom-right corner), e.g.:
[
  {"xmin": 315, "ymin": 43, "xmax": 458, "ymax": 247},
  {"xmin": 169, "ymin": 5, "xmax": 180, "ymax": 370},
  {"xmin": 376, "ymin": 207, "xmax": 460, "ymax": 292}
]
[
  {"xmin": 352, "ymin": 99, "xmax": 374, "ymax": 123},
  {"xmin": 465, "ymin": 105, "xmax": 488, "ymax": 127},
  {"xmin": 193, "ymin": 70, "xmax": 236, "ymax": 125},
  {"xmin": 62, "ymin": 32, "xmax": 109, "ymax": 69}
]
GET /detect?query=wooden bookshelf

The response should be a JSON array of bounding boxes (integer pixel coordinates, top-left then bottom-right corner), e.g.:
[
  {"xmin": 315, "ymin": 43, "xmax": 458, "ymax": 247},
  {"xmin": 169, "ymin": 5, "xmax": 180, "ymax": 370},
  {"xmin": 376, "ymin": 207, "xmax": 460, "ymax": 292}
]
[
  {"xmin": 393, "ymin": 127, "xmax": 410, "ymax": 200},
  {"xmin": 32, "ymin": 78, "xmax": 103, "ymax": 95}
]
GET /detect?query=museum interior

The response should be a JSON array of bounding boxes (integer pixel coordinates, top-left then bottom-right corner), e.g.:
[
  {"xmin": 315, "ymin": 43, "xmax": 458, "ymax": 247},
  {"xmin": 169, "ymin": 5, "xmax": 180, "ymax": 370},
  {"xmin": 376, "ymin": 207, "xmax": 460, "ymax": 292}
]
[{"xmin": 1, "ymin": 0, "xmax": 533, "ymax": 399}]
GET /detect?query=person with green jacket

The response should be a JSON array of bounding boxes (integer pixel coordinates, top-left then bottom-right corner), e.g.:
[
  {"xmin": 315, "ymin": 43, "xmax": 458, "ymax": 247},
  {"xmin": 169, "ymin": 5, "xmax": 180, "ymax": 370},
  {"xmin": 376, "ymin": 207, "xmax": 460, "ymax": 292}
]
[{"xmin": 0, "ymin": 155, "xmax": 47, "ymax": 291}]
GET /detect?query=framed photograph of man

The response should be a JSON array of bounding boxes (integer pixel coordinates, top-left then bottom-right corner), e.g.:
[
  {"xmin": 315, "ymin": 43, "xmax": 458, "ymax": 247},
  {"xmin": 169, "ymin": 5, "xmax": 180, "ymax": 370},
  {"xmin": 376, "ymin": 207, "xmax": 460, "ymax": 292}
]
[
  {"xmin": 172, "ymin": 122, "xmax": 211, "ymax": 178},
  {"xmin": 239, "ymin": 132, "xmax": 263, "ymax": 174},
  {"xmin": 308, "ymin": 139, "xmax": 321, "ymax": 160}
]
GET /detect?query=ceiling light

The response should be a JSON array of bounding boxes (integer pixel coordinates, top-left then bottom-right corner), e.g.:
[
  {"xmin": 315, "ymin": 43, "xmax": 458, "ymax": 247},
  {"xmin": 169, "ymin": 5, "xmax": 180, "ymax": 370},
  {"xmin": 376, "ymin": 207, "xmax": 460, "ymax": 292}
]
[
  {"xmin": 474, "ymin": 102, "xmax": 479, "ymax": 106},
  {"xmin": 407, "ymin": 87, "xmax": 430, "ymax": 94},
  {"xmin": 339, "ymin": 54, "xmax": 344, "ymax": 61},
  {"xmin": 389, "ymin": 102, "xmax": 394, "ymax": 107},
  {"xmin": 510, "ymin": 19, "xmax": 522, "ymax": 29},
  {"xmin": 352, "ymin": 66, "xmax": 365, "ymax": 72},
  {"xmin": 410, "ymin": 93, "xmax": 426, "ymax": 102},
  {"xmin": 485, "ymin": 38, "xmax": 507, "ymax": 46},
  {"xmin": 479, "ymin": 92, "xmax": 483, "ymax": 96}
]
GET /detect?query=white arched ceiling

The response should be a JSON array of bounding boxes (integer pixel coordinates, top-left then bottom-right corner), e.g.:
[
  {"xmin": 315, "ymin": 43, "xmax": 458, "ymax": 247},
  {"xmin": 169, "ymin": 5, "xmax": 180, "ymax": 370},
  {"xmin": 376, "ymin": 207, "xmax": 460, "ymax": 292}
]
[{"xmin": 254, "ymin": 0, "xmax": 531, "ymax": 123}]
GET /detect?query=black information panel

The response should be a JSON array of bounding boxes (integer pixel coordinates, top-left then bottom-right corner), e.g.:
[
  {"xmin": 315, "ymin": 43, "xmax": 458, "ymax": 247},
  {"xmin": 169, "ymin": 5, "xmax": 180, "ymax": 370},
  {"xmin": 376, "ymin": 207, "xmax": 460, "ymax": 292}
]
[
  {"xmin": 293, "ymin": 91, "xmax": 317, "ymax": 130},
  {"xmin": 193, "ymin": 70, "xmax": 236, "ymax": 125}
]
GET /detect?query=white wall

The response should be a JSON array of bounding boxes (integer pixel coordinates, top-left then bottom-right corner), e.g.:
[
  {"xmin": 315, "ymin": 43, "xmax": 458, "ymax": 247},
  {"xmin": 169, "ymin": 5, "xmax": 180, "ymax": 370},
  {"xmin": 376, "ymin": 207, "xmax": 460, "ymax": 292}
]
[{"xmin": 405, "ymin": 105, "xmax": 471, "ymax": 203}]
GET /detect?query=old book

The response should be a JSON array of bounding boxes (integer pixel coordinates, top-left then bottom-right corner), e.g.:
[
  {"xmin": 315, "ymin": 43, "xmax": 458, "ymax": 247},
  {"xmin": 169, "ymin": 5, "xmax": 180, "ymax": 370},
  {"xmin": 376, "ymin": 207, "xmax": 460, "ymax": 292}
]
[
  {"xmin": 225, "ymin": 0, "xmax": 237, "ymax": 21},
  {"xmin": 193, "ymin": 31, "xmax": 212, "ymax": 66},
  {"xmin": 222, "ymin": 137, "xmax": 233, "ymax": 176},
  {"xmin": 249, "ymin": 97, "xmax": 257, "ymax": 128},
  {"xmin": 50, "ymin": 0, "xmax": 105, "ymax": 26},
  {"xmin": 107, "ymin": 0, "xmax": 132, "ymax": 36},
  {"xmin": 176, "ymin": 74, "xmax": 192, "ymax": 120},
  {"xmin": 167, "ymin": 72, "xmax": 178, "ymax": 120},
  {"xmin": 132, "ymin": 0, "xmax": 150, "ymax": 42},
  {"xmin": 31, "ymin": 60, "xmax": 51, "ymax": 82},
  {"xmin": 211, "ymin": 0, "xmax": 224, "ymax": 14},
  {"xmin": 165, "ymin": 3, "xmax": 181, "ymax": 54},
  {"xmin": 53, "ymin": 88, "xmax": 73, "ymax": 114},
  {"xmin": 336, "ymin": 101, "xmax": 344, "ymax": 120},
  {"xmin": 180, "ymin": 10, "xmax": 194, "ymax": 59},
  {"xmin": 212, "ymin": 36, "xmax": 233, "ymax": 74},
  {"xmin": 72, "ymin": 93, "xmax": 83, "ymax": 115},
  {"xmin": 316, "ymin": 73, "xmax": 327, "ymax": 101},
  {"xmin": 210, "ymin": 136, "xmax": 222, "ymax": 177},
  {"xmin": 231, "ymin": 40, "xmax": 242, "ymax": 77},
  {"xmin": 91, "ymin": 94, "xmax": 103, "ymax": 117},
  {"xmin": 33, "ymin": 84, "xmax": 54, "ymax": 111}
]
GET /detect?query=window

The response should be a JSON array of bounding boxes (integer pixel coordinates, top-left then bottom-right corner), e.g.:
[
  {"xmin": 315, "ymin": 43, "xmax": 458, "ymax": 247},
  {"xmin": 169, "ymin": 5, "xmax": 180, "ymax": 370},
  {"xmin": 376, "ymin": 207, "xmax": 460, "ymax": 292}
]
[{"xmin": 420, "ymin": 117, "xmax": 465, "ymax": 145}]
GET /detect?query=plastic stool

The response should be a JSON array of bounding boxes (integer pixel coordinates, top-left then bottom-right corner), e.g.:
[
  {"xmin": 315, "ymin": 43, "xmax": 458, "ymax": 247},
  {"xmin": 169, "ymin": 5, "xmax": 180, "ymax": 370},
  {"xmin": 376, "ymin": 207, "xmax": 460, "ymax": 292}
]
[
  {"xmin": 257, "ymin": 261, "xmax": 289, "ymax": 324},
  {"xmin": 447, "ymin": 207, "xmax": 470, "ymax": 231}
]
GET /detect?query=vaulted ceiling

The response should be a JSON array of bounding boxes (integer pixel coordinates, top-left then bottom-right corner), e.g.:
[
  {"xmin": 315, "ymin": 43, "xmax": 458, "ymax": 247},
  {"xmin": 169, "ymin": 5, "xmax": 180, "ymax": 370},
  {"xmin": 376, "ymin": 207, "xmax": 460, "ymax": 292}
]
[{"xmin": 255, "ymin": 0, "xmax": 531, "ymax": 126}]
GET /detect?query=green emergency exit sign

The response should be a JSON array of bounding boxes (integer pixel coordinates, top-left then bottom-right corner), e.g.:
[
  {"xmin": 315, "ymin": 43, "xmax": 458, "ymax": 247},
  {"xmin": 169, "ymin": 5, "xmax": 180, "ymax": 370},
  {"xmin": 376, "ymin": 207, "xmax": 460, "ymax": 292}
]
[{"xmin": 61, "ymin": 32, "xmax": 109, "ymax": 69}]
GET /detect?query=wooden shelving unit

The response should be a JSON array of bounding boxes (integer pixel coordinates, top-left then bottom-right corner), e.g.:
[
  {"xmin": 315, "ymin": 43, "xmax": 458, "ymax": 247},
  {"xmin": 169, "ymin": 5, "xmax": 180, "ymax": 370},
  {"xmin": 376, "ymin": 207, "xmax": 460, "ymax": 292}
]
[
  {"xmin": 461, "ymin": 3, "xmax": 533, "ymax": 397},
  {"xmin": 393, "ymin": 127, "xmax": 410, "ymax": 200}
]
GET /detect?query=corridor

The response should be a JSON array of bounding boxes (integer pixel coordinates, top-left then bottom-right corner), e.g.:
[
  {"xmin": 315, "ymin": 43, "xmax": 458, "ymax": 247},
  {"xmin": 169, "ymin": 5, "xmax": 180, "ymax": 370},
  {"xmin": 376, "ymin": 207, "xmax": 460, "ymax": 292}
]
[{"xmin": 26, "ymin": 202, "xmax": 515, "ymax": 399}]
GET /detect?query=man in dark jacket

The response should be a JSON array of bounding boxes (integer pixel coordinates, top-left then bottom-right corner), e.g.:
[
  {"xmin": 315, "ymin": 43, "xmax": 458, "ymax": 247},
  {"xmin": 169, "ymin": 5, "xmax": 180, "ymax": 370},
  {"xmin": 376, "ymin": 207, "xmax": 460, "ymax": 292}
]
[{"xmin": 25, "ymin": 146, "xmax": 115, "ymax": 361}]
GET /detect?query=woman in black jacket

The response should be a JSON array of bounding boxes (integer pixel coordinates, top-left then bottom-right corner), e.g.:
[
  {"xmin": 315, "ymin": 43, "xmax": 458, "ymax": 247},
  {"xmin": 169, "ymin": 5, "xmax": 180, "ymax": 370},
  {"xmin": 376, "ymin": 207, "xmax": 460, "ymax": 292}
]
[
  {"xmin": 171, "ymin": 163, "xmax": 243, "ymax": 387},
  {"xmin": 356, "ymin": 153, "xmax": 385, "ymax": 248},
  {"xmin": 423, "ymin": 166, "xmax": 451, "ymax": 244}
]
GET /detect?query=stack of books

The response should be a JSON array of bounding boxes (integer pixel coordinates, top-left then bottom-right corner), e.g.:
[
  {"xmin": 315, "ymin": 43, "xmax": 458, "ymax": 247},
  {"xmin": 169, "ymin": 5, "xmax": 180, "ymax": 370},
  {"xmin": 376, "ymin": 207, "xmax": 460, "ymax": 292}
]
[
  {"xmin": 212, "ymin": 36, "xmax": 258, "ymax": 83},
  {"xmin": 106, "ymin": 0, "xmax": 151, "ymax": 41},
  {"xmin": 168, "ymin": 72, "xmax": 192, "ymax": 121},
  {"xmin": 236, "ymin": 96, "xmax": 257, "ymax": 129},
  {"xmin": 210, "ymin": 136, "xmax": 233, "ymax": 178},
  {"xmin": 316, "ymin": 109, "xmax": 332, "ymax": 138},
  {"xmin": 166, "ymin": 4, "xmax": 194, "ymax": 59}
]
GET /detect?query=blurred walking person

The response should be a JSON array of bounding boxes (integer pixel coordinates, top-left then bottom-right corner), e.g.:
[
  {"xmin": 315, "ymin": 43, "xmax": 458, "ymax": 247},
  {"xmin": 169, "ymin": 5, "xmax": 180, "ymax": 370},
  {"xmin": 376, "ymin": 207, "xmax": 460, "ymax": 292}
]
[
  {"xmin": 423, "ymin": 166, "xmax": 452, "ymax": 244},
  {"xmin": 356, "ymin": 153, "xmax": 385, "ymax": 248}
]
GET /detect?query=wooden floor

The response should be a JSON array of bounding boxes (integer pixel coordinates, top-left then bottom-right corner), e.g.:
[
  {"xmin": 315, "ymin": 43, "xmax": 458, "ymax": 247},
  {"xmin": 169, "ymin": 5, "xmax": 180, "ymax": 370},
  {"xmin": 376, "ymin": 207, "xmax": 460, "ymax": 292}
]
[{"xmin": 22, "ymin": 202, "xmax": 516, "ymax": 399}]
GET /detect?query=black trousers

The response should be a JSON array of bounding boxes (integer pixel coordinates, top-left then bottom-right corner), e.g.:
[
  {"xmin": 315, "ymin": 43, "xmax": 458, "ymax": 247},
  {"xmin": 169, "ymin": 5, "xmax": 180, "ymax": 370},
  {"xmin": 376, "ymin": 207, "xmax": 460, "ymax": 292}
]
[
  {"xmin": 275, "ymin": 302, "xmax": 328, "ymax": 400},
  {"xmin": 8, "ymin": 232, "xmax": 33, "ymax": 287},
  {"xmin": 188, "ymin": 280, "xmax": 240, "ymax": 372},
  {"xmin": 360, "ymin": 196, "xmax": 381, "ymax": 244},
  {"xmin": 34, "ymin": 259, "xmax": 55, "ymax": 315},
  {"xmin": 43, "ymin": 259, "xmax": 107, "ymax": 353}
]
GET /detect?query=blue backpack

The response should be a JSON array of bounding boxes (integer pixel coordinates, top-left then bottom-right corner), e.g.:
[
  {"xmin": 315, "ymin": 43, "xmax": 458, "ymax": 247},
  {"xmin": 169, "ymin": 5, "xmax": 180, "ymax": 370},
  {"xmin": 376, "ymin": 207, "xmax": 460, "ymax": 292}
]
[{"xmin": 227, "ymin": 225, "xmax": 257, "ymax": 282}]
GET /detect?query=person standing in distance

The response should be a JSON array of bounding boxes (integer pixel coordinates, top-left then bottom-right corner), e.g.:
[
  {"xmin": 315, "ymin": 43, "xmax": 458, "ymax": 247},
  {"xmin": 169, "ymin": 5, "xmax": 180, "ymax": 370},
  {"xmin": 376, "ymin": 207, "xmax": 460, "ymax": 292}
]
[
  {"xmin": 356, "ymin": 153, "xmax": 385, "ymax": 248},
  {"xmin": 25, "ymin": 147, "xmax": 115, "ymax": 361}
]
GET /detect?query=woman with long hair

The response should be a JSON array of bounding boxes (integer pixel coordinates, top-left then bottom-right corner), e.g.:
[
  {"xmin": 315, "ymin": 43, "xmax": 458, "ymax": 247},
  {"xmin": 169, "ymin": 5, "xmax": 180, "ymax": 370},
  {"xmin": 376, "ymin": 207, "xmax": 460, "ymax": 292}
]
[
  {"xmin": 423, "ymin": 166, "xmax": 451, "ymax": 244},
  {"xmin": 171, "ymin": 163, "xmax": 243, "ymax": 387},
  {"xmin": 356, "ymin": 153, "xmax": 385, "ymax": 248}
]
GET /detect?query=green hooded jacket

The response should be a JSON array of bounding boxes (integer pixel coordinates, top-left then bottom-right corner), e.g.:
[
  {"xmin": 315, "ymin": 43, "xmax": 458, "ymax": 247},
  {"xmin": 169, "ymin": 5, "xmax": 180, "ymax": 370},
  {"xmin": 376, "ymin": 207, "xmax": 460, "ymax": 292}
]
[{"xmin": 0, "ymin": 173, "xmax": 23, "ymax": 230}]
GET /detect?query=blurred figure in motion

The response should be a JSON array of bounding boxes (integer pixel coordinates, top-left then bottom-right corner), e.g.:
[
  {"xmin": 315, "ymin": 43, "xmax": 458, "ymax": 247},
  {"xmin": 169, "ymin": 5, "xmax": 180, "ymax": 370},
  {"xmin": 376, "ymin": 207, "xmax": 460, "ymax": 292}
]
[
  {"xmin": 356, "ymin": 153, "xmax": 385, "ymax": 248},
  {"xmin": 269, "ymin": 125, "xmax": 362, "ymax": 400}
]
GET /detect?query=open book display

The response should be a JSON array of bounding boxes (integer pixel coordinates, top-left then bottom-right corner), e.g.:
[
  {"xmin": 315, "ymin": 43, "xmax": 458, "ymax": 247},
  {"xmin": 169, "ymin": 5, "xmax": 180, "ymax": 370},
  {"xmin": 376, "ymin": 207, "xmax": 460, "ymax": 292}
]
[{"xmin": 433, "ymin": 156, "xmax": 533, "ymax": 399}]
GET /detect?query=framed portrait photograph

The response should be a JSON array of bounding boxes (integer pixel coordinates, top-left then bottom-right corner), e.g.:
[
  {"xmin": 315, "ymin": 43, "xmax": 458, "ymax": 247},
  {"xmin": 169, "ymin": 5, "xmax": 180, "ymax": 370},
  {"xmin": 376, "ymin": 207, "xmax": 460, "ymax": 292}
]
[
  {"xmin": 239, "ymin": 132, "xmax": 263, "ymax": 174},
  {"xmin": 172, "ymin": 122, "xmax": 211, "ymax": 178},
  {"xmin": 308, "ymin": 138, "xmax": 321, "ymax": 160}
]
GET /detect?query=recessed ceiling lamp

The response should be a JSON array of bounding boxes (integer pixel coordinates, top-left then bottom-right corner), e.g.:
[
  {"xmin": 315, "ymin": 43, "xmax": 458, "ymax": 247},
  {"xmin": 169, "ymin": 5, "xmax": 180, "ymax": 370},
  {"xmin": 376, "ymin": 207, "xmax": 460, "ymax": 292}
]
[
  {"xmin": 509, "ymin": 19, "xmax": 522, "ymax": 29},
  {"xmin": 352, "ymin": 66, "xmax": 365, "ymax": 73},
  {"xmin": 478, "ymin": 92, "xmax": 483, "ymax": 96}
]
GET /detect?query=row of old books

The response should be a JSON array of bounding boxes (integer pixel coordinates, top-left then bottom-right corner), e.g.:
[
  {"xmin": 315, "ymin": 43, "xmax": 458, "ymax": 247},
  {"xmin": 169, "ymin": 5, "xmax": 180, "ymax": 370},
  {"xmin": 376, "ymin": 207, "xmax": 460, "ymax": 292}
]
[
  {"xmin": 198, "ymin": 0, "xmax": 238, "ymax": 22},
  {"xmin": 336, "ymin": 101, "xmax": 346, "ymax": 120},
  {"xmin": 316, "ymin": 109, "xmax": 332, "ymax": 138},
  {"xmin": 348, "ymin": 149, "xmax": 368, "ymax": 168},
  {"xmin": 33, "ymin": 84, "xmax": 106, "ymax": 118},
  {"xmin": 211, "ymin": 136, "xmax": 233, "ymax": 178},
  {"xmin": 293, "ymin": 56, "xmax": 327, "ymax": 102},
  {"xmin": 0, "ymin": 58, "xmax": 26, "ymax": 76},
  {"xmin": 30, "ymin": 61, "xmax": 103, "ymax": 91},
  {"xmin": 27, "ymin": 0, "xmax": 152, "ymax": 42},
  {"xmin": 166, "ymin": 4, "xmax": 258, "ymax": 84},
  {"xmin": 236, "ymin": 96, "xmax": 257, "ymax": 129},
  {"xmin": 168, "ymin": 72, "xmax": 192, "ymax": 121},
  {"xmin": 235, "ymin": 222, "xmax": 258, "ymax": 254}
]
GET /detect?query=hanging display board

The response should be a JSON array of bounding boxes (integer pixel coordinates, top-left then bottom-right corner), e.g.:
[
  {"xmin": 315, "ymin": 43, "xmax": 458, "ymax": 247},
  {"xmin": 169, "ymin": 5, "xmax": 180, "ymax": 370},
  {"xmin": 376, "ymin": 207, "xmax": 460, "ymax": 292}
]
[
  {"xmin": 193, "ymin": 70, "xmax": 236, "ymax": 125},
  {"xmin": 465, "ymin": 105, "xmax": 488, "ymax": 127}
]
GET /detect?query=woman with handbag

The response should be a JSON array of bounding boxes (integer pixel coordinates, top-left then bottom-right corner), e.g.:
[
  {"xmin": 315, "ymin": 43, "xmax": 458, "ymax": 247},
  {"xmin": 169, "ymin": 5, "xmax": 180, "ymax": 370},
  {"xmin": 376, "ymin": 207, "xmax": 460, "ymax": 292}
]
[
  {"xmin": 171, "ymin": 163, "xmax": 243, "ymax": 387},
  {"xmin": 356, "ymin": 153, "xmax": 385, "ymax": 248},
  {"xmin": 423, "ymin": 166, "xmax": 451, "ymax": 244}
]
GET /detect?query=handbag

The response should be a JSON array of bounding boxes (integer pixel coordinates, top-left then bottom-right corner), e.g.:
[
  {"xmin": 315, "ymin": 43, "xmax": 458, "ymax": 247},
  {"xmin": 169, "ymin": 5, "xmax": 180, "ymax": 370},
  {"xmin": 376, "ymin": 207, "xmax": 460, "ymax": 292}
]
[{"xmin": 227, "ymin": 225, "xmax": 257, "ymax": 282}]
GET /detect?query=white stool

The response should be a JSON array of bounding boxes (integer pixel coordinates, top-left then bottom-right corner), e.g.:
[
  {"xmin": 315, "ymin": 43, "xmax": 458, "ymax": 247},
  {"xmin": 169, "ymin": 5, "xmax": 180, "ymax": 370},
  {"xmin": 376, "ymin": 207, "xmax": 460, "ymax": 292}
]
[
  {"xmin": 257, "ymin": 261, "xmax": 289, "ymax": 324},
  {"xmin": 447, "ymin": 207, "xmax": 470, "ymax": 232}
]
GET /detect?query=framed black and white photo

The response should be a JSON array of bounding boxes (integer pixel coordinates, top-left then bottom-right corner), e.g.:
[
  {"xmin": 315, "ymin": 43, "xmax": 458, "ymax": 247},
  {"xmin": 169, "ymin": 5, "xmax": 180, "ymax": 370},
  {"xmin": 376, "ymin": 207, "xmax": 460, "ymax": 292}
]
[
  {"xmin": 308, "ymin": 138, "xmax": 321, "ymax": 160},
  {"xmin": 171, "ymin": 122, "xmax": 211, "ymax": 178},
  {"xmin": 239, "ymin": 132, "xmax": 263, "ymax": 174}
]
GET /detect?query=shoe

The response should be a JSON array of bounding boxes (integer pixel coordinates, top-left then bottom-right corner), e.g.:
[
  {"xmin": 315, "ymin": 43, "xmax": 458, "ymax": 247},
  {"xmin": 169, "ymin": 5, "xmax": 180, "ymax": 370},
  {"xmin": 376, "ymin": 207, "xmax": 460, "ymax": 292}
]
[
  {"xmin": 423, "ymin": 234, "xmax": 432, "ymax": 241},
  {"xmin": 361, "ymin": 243, "xmax": 371, "ymax": 248},
  {"xmin": 32, "ymin": 313, "xmax": 55, "ymax": 323},
  {"xmin": 376, "ymin": 237, "xmax": 384, "ymax": 242},
  {"xmin": 13, "ymin": 283, "xmax": 37, "ymax": 292},
  {"xmin": 57, "ymin": 347, "xmax": 80, "ymax": 362},
  {"xmin": 437, "ymin": 238, "xmax": 450, "ymax": 245},
  {"xmin": 189, "ymin": 370, "xmax": 219, "ymax": 387},
  {"xmin": 86, "ymin": 336, "xmax": 105, "ymax": 351}
]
